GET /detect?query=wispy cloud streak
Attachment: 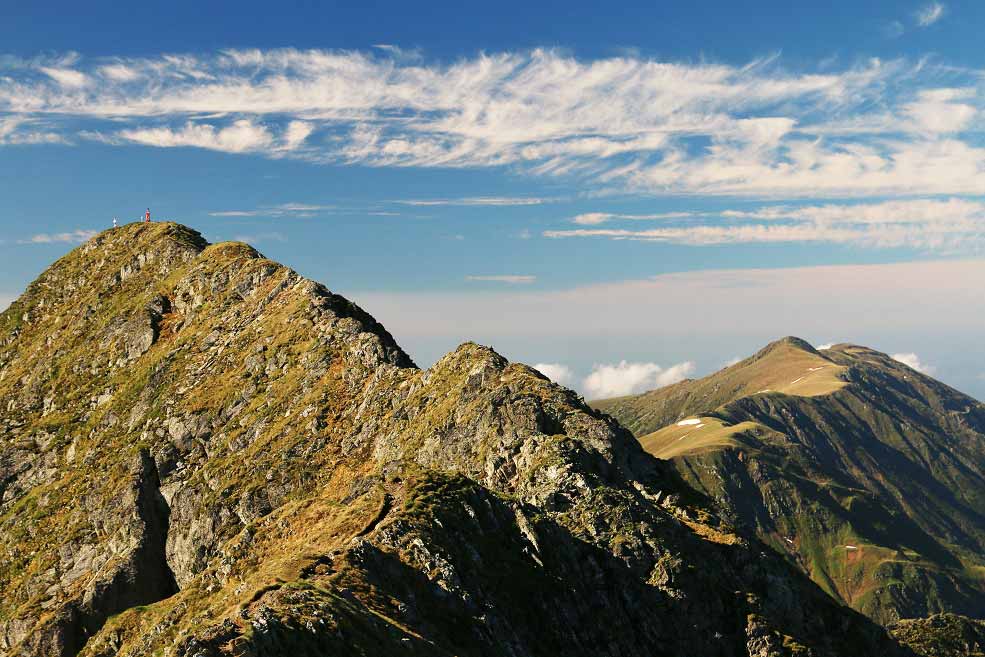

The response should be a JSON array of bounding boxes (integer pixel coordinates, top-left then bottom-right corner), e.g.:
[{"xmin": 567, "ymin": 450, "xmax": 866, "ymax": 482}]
[
  {"xmin": 548, "ymin": 198, "xmax": 985, "ymax": 250},
  {"xmin": 915, "ymin": 2, "xmax": 946, "ymax": 27},
  {"xmin": 208, "ymin": 202, "xmax": 334, "ymax": 218},
  {"xmin": 18, "ymin": 230, "xmax": 99, "ymax": 244},
  {"xmin": 395, "ymin": 197, "xmax": 552, "ymax": 206},
  {"xmin": 465, "ymin": 275, "xmax": 537, "ymax": 284},
  {"xmin": 0, "ymin": 48, "xmax": 983, "ymax": 196}
]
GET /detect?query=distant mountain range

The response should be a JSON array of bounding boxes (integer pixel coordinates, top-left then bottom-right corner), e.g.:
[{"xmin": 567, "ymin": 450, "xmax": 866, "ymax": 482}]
[
  {"xmin": 593, "ymin": 337, "xmax": 985, "ymax": 625},
  {"xmin": 0, "ymin": 223, "xmax": 978, "ymax": 656}
]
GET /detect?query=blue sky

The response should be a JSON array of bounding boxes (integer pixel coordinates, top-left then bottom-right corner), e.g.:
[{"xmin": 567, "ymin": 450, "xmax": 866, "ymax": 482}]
[{"xmin": 2, "ymin": 0, "xmax": 984, "ymax": 399}]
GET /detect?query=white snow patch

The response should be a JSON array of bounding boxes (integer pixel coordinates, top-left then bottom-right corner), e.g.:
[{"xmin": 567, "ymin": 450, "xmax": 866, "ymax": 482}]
[
  {"xmin": 677, "ymin": 418, "xmax": 702, "ymax": 426},
  {"xmin": 844, "ymin": 545, "xmax": 858, "ymax": 550},
  {"xmin": 790, "ymin": 376, "xmax": 805, "ymax": 385}
]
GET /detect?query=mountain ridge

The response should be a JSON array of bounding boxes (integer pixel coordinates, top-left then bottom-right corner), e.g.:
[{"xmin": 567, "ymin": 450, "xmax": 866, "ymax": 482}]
[
  {"xmin": 0, "ymin": 223, "xmax": 908, "ymax": 657},
  {"xmin": 592, "ymin": 336, "xmax": 850, "ymax": 439},
  {"xmin": 592, "ymin": 336, "xmax": 985, "ymax": 624}
]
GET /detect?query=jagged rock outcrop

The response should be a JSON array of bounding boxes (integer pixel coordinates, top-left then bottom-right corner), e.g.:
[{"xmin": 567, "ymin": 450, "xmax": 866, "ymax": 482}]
[
  {"xmin": 593, "ymin": 338, "xmax": 985, "ymax": 625},
  {"xmin": 1, "ymin": 224, "xmax": 909, "ymax": 656}
]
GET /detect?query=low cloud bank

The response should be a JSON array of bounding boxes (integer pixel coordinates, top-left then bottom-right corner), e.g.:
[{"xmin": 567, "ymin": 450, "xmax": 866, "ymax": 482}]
[
  {"xmin": 582, "ymin": 360, "xmax": 695, "ymax": 398},
  {"xmin": 534, "ymin": 359, "xmax": 694, "ymax": 398},
  {"xmin": 892, "ymin": 352, "xmax": 936, "ymax": 375}
]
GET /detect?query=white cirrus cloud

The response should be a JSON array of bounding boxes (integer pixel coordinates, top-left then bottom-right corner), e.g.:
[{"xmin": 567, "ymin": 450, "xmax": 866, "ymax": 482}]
[
  {"xmin": 903, "ymin": 88, "xmax": 975, "ymax": 134},
  {"xmin": 209, "ymin": 211, "xmax": 263, "ymax": 217},
  {"xmin": 117, "ymin": 119, "xmax": 277, "ymax": 154},
  {"xmin": 19, "ymin": 230, "xmax": 99, "ymax": 245},
  {"xmin": 0, "ymin": 116, "xmax": 68, "ymax": 145},
  {"xmin": 546, "ymin": 197, "xmax": 985, "ymax": 250},
  {"xmin": 208, "ymin": 202, "xmax": 334, "ymax": 218},
  {"xmin": 582, "ymin": 360, "xmax": 695, "ymax": 398},
  {"xmin": 571, "ymin": 211, "xmax": 697, "ymax": 225},
  {"xmin": 533, "ymin": 363, "xmax": 575, "ymax": 386},
  {"xmin": 719, "ymin": 197, "xmax": 985, "ymax": 225},
  {"xmin": 395, "ymin": 197, "xmax": 552, "ymax": 207},
  {"xmin": 891, "ymin": 352, "xmax": 936, "ymax": 375},
  {"xmin": 546, "ymin": 224, "xmax": 863, "ymax": 246},
  {"xmin": 39, "ymin": 67, "xmax": 88, "ymax": 88},
  {"xmin": 465, "ymin": 275, "xmax": 536, "ymax": 284},
  {"xmin": 282, "ymin": 120, "xmax": 315, "ymax": 150},
  {"xmin": 277, "ymin": 202, "xmax": 329, "ymax": 212},
  {"xmin": 915, "ymin": 2, "xmax": 945, "ymax": 27},
  {"xmin": 0, "ymin": 48, "xmax": 983, "ymax": 197},
  {"xmin": 98, "ymin": 63, "xmax": 140, "ymax": 82},
  {"xmin": 0, "ymin": 117, "xmax": 24, "ymax": 140}
]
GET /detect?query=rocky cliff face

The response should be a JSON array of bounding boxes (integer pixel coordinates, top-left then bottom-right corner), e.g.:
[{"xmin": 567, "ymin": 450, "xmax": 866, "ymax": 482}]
[
  {"xmin": 1, "ymin": 224, "xmax": 907, "ymax": 656},
  {"xmin": 593, "ymin": 338, "xmax": 985, "ymax": 625}
]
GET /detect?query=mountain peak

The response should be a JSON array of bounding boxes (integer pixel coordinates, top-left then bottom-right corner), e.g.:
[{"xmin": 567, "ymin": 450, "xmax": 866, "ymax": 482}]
[
  {"xmin": 592, "ymin": 335, "xmax": 846, "ymax": 435},
  {"xmin": 7, "ymin": 222, "xmax": 205, "ymax": 331},
  {"xmin": 89, "ymin": 221, "xmax": 208, "ymax": 256},
  {"xmin": 753, "ymin": 335, "xmax": 820, "ymax": 359},
  {"xmin": 597, "ymin": 334, "xmax": 985, "ymax": 625}
]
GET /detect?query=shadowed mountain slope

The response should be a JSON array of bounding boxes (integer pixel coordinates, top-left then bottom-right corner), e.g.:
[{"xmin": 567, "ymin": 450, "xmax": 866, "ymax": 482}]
[
  {"xmin": 592, "ymin": 338, "xmax": 985, "ymax": 624},
  {"xmin": 1, "ymin": 225, "xmax": 909, "ymax": 656}
]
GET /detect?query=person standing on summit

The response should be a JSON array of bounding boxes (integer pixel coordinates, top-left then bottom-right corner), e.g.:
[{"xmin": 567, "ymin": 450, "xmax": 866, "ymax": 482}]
[{"xmin": 144, "ymin": 208, "xmax": 151, "ymax": 223}]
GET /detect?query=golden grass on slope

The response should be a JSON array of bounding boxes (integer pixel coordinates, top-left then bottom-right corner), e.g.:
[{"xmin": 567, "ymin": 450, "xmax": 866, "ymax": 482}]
[
  {"xmin": 639, "ymin": 417, "xmax": 762, "ymax": 459},
  {"xmin": 590, "ymin": 339, "xmax": 849, "ymax": 439},
  {"xmin": 726, "ymin": 342, "xmax": 848, "ymax": 398},
  {"xmin": 679, "ymin": 515, "xmax": 744, "ymax": 545}
]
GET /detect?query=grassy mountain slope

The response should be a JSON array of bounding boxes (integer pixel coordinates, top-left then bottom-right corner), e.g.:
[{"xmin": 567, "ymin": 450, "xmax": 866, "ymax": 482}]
[
  {"xmin": 0, "ymin": 224, "xmax": 905, "ymax": 657},
  {"xmin": 592, "ymin": 337, "xmax": 846, "ymax": 438},
  {"xmin": 592, "ymin": 338, "xmax": 985, "ymax": 624}
]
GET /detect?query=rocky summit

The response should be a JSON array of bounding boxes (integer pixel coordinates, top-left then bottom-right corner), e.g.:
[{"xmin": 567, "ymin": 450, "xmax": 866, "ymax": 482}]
[
  {"xmin": 593, "ymin": 337, "xmax": 985, "ymax": 627},
  {"xmin": 0, "ymin": 223, "xmax": 918, "ymax": 656}
]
